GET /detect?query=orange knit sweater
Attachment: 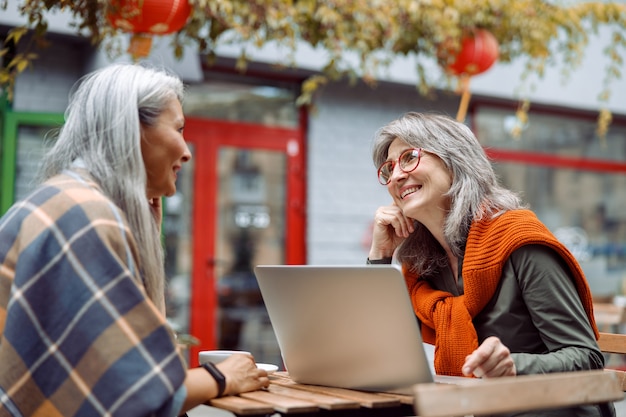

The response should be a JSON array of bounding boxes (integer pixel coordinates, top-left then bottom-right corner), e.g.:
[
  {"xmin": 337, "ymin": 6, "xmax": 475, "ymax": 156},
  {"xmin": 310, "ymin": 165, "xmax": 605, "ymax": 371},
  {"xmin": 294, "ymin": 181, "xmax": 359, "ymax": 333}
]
[{"xmin": 403, "ymin": 209, "xmax": 598, "ymax": 376}]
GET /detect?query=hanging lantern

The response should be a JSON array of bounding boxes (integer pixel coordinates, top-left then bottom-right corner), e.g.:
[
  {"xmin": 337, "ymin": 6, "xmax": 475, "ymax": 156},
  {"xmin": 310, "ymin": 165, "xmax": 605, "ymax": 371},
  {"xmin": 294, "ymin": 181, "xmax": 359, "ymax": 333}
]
[
  {"xmin": 445, "ymin": 29, "xmax": 499, "ymax": 76},
  {"xmin": 107, "ymin": 0, "xmax": 192, "ymax": 59},
  {"xmin": 442, "ymin": 29, "xmax": 499, "ymax": 122}
]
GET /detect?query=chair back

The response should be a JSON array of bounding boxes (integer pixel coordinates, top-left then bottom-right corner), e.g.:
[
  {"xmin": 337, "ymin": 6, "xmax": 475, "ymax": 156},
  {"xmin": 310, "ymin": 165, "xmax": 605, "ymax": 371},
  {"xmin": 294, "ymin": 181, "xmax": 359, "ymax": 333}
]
[{"xmin": 598, "ymin": 332, "xmax": 626, "ymax": 391}]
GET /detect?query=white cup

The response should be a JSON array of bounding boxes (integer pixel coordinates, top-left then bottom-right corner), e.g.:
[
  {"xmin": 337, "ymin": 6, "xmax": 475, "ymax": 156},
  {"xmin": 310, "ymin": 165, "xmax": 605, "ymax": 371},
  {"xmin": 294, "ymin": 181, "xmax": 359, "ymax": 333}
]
[{"xmin": 198, "ymin": 350, "xmax": 252, "ymax": 365}]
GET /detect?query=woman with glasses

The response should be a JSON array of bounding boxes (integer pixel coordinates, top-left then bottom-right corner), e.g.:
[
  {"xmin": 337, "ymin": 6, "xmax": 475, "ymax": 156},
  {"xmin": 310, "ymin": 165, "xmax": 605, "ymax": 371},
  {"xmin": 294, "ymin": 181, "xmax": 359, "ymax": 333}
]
[{"xmin": 368, "ymin": 112, "xmax": 612, "ymax": 417}]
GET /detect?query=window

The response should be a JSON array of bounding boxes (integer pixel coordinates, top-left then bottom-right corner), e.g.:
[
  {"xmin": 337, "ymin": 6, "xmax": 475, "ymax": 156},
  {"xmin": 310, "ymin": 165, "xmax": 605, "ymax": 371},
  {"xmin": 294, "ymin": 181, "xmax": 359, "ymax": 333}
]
[
  {"xmin": 475, "ymin": 107, "xmax": 626, "ymax": 298},
  {"xmin": 184, "ymin": 73, "xmax": 299, "ymax": 128},
  {"xmin": 0, "ymin": 111, "xmax": 64, "ymax": 213}
]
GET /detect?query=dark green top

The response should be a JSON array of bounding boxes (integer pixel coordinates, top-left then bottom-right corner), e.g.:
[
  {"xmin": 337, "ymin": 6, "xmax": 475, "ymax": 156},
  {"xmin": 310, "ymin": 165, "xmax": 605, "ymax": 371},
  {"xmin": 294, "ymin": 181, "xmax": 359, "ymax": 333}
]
[{"xmin": 423, "ymin": 244, "xmax": 614, "ymax": 417}]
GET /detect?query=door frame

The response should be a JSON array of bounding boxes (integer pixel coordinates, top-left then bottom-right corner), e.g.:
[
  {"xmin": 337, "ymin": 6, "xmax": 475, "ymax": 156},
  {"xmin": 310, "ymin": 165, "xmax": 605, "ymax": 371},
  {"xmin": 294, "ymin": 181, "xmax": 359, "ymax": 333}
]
[{"xmin": 184, "ymin": 117, "xmax": 306, "ymax": 365}]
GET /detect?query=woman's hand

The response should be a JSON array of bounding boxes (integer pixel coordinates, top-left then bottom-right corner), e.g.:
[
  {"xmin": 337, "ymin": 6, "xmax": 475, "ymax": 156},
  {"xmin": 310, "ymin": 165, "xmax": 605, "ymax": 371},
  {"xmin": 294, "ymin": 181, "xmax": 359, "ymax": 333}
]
[
  {"xmin": 182, "ymin": 354, "xmax": 269, "ymax": 413},
  {"xmin": 218, "ymin": 354, "xmax": 270, "ymax": 396},
  {"xmin": 462, "ymin": 336, "xmax": 516, "ymax": 378},
  {"xmin": 368, "ymin": 203, "xmax": 414, "ymax": 259}
]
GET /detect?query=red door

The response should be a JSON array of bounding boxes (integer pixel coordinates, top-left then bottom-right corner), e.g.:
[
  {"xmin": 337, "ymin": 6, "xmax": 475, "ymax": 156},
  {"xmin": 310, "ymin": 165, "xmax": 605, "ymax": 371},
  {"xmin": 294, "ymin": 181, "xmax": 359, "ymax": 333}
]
[{"xmin": 183, "ymin": 118, "xmax": 305, "ymax": 366}]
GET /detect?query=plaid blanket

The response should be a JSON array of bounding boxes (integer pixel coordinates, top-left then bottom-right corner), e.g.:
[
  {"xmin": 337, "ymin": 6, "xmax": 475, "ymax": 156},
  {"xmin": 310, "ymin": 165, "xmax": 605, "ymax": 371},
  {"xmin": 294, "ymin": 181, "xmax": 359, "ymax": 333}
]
[{"xmin": 0, "ymin": 170, "xmax": 186, "ymax": 416}]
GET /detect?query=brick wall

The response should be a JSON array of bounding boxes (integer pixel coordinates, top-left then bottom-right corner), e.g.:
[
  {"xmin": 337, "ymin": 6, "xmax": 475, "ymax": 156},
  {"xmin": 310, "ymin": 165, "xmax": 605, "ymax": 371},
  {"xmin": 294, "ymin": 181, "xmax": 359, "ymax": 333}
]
[{"xmin": 12, "ymin": 37, "xmax": 91, "ymax": 113}]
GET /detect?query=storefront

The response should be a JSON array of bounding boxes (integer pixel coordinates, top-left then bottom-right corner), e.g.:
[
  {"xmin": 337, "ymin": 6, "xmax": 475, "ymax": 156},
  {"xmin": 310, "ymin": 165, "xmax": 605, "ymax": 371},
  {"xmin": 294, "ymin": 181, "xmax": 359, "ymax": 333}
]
[{"xmin": 1, "ymin": 32, "xmax": 626, "ymax": 367}]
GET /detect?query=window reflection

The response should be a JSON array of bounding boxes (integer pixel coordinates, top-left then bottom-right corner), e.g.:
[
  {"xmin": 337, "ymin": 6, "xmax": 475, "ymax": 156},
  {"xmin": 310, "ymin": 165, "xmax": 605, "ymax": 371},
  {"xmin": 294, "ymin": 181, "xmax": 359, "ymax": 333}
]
[
  {"xmin": 184, "ymin": 78, "xmax": 298, "ymax": 128},
  {"xmin": 476, "ymin": 108, "xmax": 626, "ymax": 298},
  {"xmin": 15, "ymin": 125, "xmax": 52, "ymax": 200},
  {"xmin": 216, "ymin": 147, "xmax": 285, "ymax": 365},
  {"xmin": 475, "ymin": 108, "xmax": 625, "ymax": 160}
]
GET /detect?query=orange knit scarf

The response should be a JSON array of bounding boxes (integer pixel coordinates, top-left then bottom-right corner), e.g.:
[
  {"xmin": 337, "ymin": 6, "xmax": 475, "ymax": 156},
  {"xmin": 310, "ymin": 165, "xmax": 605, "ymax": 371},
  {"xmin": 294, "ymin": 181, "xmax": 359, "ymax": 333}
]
[{"xmin": 403, "ymin": 209, "xmax": 598, "ymax": 376}]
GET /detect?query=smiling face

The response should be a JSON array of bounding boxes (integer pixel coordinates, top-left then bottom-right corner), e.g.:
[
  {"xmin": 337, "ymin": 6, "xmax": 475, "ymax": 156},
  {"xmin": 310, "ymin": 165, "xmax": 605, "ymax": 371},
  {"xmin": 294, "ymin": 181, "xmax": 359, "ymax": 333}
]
[
  {"xmin": 385, "ymin": 138, "xmax": 453, "ymax": 225},
  {"xmin": 140, "ymin": 96, "xmax": 191, "ymax": 199}
]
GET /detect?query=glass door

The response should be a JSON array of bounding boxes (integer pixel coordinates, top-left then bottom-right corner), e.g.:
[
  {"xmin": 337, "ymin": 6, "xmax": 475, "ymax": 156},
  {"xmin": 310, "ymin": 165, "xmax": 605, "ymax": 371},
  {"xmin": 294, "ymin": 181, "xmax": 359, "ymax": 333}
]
[
  {"xmin": 181, "ymin": 118, "xmax": 305, "ymax": 366},
  {"xmin": 215, "ymin": 146, "xmax": 285, "ymax": 366},
  {"xmin": 163, "ymin": 144, "xmax": 196, "ymax": 364}
]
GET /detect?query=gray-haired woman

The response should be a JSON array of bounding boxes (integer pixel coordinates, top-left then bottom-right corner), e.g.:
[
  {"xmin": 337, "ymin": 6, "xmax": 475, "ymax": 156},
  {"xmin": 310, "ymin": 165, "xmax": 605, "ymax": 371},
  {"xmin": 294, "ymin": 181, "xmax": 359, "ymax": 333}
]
[
  {"xmin": 368, "ymin": 112, "xmax": 613, "ymax": 417},
  {"xmin": 0, "ymin": 63, "xmax": 268, "ymax": 417}
]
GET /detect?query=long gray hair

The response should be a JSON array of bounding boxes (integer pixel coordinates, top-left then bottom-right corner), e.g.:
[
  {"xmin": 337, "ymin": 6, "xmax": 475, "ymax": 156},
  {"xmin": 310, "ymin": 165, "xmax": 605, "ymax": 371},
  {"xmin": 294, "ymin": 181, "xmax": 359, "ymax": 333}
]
[
  {"xmin": 38, "ymin": 63, "xmax": 184, "ymax": 314},
  {"xmin": 372, "ymin": 112, "xmax": 524, "ymax": 275}
]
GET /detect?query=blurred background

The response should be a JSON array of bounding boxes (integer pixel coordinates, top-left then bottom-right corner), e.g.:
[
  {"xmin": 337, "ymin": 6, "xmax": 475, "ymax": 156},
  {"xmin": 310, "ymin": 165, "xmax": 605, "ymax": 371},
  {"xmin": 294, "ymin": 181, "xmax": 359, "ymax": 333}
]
[{"xmin": 1, "ymin": 1, "xmax": 625, "ymax": 369}]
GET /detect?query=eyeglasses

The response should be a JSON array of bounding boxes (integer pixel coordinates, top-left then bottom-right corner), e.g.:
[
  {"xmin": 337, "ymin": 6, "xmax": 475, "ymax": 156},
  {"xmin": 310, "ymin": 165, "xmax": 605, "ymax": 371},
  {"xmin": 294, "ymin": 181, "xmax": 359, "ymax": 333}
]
[{"xmin": 377, "ymin": 148, "xmax": 423, "ymax": 185}]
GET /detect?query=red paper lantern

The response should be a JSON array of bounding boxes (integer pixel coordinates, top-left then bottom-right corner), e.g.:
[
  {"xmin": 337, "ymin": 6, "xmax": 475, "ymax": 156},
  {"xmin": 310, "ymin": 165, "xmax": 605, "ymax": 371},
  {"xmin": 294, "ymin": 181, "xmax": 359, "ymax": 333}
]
[
  {"xmin": 108, "ymin": 0, "xmax": 192, "ymax": 59},
  {"xmin": 445, "ymin": 29, "xmax": 499, "ymax": 76},
  {"xmin": 440, "ymin": 29, "xmax": 499, "ymax": 122}
]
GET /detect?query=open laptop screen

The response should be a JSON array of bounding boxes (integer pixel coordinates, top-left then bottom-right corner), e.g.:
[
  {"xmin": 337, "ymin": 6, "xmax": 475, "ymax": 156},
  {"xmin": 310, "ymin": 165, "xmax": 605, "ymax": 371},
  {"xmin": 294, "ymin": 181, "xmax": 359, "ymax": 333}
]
[{"xmin": 254, "ymin": 264, "xmax": 434, "ymax": 391}]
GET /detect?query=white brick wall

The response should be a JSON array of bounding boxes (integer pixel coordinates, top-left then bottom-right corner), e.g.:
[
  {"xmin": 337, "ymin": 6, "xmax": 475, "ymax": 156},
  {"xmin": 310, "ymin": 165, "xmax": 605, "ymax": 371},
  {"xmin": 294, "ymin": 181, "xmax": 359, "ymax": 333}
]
[{"xmin": 12, "ymin": 38, "xmax": 90, "ymax": 113}]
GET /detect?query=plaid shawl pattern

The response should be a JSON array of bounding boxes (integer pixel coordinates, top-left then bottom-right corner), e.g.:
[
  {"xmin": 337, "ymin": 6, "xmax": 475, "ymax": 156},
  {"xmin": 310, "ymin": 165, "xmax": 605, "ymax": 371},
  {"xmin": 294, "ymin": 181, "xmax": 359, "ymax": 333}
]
[{"xmin": 0, "ymin": 170, "xmax": 186, "ymax": 416}]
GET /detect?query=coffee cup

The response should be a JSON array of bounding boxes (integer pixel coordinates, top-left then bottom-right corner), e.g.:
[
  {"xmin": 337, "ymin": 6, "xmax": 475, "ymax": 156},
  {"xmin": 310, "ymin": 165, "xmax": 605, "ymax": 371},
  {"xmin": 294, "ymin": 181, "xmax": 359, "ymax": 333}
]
[{"xmin": 198, "ymin": 350, "xmax": 252, "ymax": 364}]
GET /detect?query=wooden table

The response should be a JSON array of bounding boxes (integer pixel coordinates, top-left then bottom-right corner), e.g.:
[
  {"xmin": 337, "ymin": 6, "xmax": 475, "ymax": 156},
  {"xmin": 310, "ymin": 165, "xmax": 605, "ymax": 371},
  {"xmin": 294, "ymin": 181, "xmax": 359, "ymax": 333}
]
[
  {"xmin": 206, "ymin": 370, "xmax": 624, "ymax": 417},
  {"xmin": 414, "ymin": 370, "xmax": 623, "ymax": 417},
  {"xmin": 209, "ymin": 371, "xmax": 414, "ymax": 416}
]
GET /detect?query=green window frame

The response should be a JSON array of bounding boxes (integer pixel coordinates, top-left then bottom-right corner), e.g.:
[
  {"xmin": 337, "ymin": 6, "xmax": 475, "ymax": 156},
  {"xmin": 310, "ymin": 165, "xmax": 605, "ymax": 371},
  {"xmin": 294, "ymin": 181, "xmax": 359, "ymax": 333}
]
[{"xmin": 0, "ymin": 102, "xmax": 64, "ymax": 214}]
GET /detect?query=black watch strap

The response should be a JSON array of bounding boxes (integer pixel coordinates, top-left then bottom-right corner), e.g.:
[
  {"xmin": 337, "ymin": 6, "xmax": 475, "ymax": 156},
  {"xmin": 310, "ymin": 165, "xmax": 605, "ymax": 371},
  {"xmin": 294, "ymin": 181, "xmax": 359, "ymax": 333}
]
[
  {"xmin": 201, "ymin": 362, "xmax": 226, "ymax": 397},
  {"xmin": 366, "ymin": 257, "xmax": 393, "ymax": 264}
]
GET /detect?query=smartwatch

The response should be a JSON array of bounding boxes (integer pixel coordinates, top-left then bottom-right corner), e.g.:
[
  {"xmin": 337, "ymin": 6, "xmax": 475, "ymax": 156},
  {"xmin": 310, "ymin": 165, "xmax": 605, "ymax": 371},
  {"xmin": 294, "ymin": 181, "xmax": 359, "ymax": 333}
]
[{"xmin": 201, "ymin": 362, "xmax": 226, "ymax": 397}]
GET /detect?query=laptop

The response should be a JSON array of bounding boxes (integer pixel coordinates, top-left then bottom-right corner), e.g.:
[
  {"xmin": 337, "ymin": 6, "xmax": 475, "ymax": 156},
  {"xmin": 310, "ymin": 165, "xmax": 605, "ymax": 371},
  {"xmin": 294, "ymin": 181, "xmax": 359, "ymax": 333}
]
[{"xmin": 253, "ymin": 264, "xmax": 435, "ymax": 392}]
